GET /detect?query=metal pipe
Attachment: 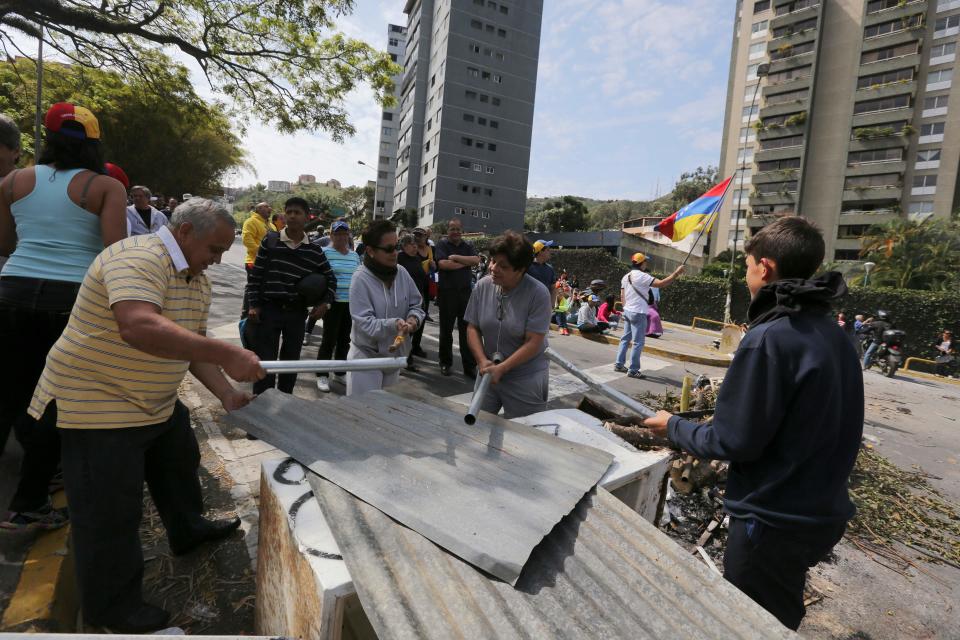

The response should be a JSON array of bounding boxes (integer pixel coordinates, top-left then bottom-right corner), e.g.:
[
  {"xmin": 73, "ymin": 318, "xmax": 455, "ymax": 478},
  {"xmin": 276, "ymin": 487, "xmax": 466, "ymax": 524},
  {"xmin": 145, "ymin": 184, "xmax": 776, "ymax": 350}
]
[
  {"xmin": 544, "ymin": 347, "xmax": 657, "ymax": 419},
  {"xmin": 260, "ymin": 357, "xmax": 407, "ymax": 375},
  {"xmin": 464, "ymin": 352, "xmax": 503, "ymax": 425}
]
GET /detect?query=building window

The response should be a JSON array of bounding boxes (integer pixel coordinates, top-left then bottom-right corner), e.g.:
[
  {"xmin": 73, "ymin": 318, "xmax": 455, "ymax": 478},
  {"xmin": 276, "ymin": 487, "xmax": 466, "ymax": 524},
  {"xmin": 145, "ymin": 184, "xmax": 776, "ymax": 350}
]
[
  {"xmin": 853, "ymin": 93, "xmax": 910, "ymax": 114},
  {"xmin": 746, "ymin": 63, "xmax": 761, "ymax": 80},
  {"xmin": 469, "ymin": 43, "xmax": 480, "ymax": 54},
  {"xmin": 861, "ymin": 42, "xmax": 919, "ymax": 64},
  {"xmin": 490, "ymin": 120, "xmax": 499, "ymax": 129},
  {"xmin": 927, "ymin": 67, "xmax": 953, "ymax": 89},
  {"xmin": 757, "ymin": 157, "xmax": 802, "ymax": 171},
  {"xmin": 500, "ymin": 4, "xmax": 509, "ymax": 13},
  {"xmin": 486, "ymin": 166, "xmax": 495, "ymax": 174},
  {"xmin": 382, "ymin": 111, "xmax": 393, "ymax": 121},
  {"xmin": 917, "ymin": 149, "xmax": 942, "ymax": 163},
  {"xmin": 767, "ymin": 65, "xmax": 812, "ymax": 85},
  {"xmin": 847, "ymin": 148, "xmax": 902, "ymax": 164},
  {"xmin": 751, "ymin": 19, "xmax": 769, "ymax": 37},
  {"xmin": 857, "ymin": 67, "xmax": 913, "ymax": 89},
  {"xmin": 455, "ymin": 207, "xmax": 465, "ymax": 215},
  {"xmin": 754, "ymin": 0, "xmax": 771, "ymax": 12},
  {"xmin": 467, "ymin": 66, "xmax": 479, "ymax": 78},
  {"xmin": 472, "ymin": 162, "xmax": 482, "ymax": 171},
  {"xmin": 834, "ymin": 249, "xmax": 861, "ymax": 261},
  {"xmin": 459, "ymin": 160, "xmax": 471, "ymax": 169},
  {"xmin": 466, "ymin": 90, "xmax": 477, "ymax": 100},
  {"xmin": 844, "ymin": 173, "xmax": 899, "ymax": 189},
  {"xmin": 772, "ymin": 17, "xmax": 817, "ymax": 39},
  {"xmin": 908, "ymin": 201, "xmax": 935, "ymax": 216},
  {"xmin": 920, "ymin": 121, "xmax": 946, "ymax": 136},
  {"xmin": 748, "ymin": 42, "xmax": 766, "ymax": 60},
  {"xmin": 497, "ymin": 28, "xmax": 507, "ymax": 37},
  {"xmin": 488, "ymin": 143, "xmax": 497, "ymax": 151},
  {"xmin": 923, "ymin": 94, "xmax": 949, "ymax": 116},
  {"xmin": 477, "ymin": 117, "xmax": 487, "ymax": 125},
  {"xmin": 758, "ymin": 135, "xmax": 803, "ymax": 150},
  {"xmin": 492, "ymin": 74, "xmax": 502, "ymax": 83},
  {"xmin": 769, "ymin": 40, "xmax": 816, "ymax": 61},
  {"xmin": 462, "ymin": 137, "xmax": 473, "ymax": 146},
  {"xmin": 470, "ymin": 19, "xmax": 482, "ymax": 29},
  {"xmin": 913, "ymin": 174, "xmax": 937, "ymax": 187},
  {"xmin": 484, "ymin": 188, "xmax": 494, "ymax": 196},
  {"xmin": 382, "ymin": 127, "xmax": 393, "ymax": 135},
  {"xmin": 741, "ymin": 104, "xmax": 760, "ymax": 121},
  {"xmin": 931, "ymin": 41, "xmax": 957, "ymax": 64},
  {"xmin": 864, "ymin": 14, "xmax": 923, "ymax": 39},
  {"xmin": 934, "ymin": 14, "xmax": 960, "ymax": 38},
  {"xmin": 492, "ymin": 97, "xmax": 501, "ymax": 106},
  {"xmin": 463, "ymin": 113, "xmax": 475, "ymax": 122}
]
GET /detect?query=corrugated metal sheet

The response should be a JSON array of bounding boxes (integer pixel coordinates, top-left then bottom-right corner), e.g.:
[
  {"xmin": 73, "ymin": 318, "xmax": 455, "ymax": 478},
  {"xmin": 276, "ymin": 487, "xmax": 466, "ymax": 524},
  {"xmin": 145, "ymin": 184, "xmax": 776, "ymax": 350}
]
[
  {"xmin": 310, "ymin": 474, "xmax": 795, "ymax": 640},
  {"xmin": 224, "ymin": 389, "xmax": 613, "ymax": 585}
]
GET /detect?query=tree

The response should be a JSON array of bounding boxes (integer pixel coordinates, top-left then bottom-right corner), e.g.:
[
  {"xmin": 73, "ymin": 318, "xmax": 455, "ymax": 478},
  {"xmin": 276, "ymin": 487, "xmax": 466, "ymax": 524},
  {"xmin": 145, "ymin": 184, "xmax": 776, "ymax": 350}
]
[
  {"xmin": 526, "ymin": 195, "xmax": 588, "ymax": 232},
  {"xmin": 856, "ymin": 217, "xmax": 960, "ymax": 291},
  {"xmin": 700, "ymin": 249, "xmax": 746, "ymax": 279},
  {"xmin": 0, "ymin": 58, "xmax": 245, "ymax": 195},
  {"xmin": 587, "ymin": 200, "xmax": 657, "ymax": 230},
  {"xmin": 2, "ymin": 0, "xmax": 399, "ymax": 137},
  {"xmin": 670, "ymin": 166, "xmax": 720, "ymax": 211}
]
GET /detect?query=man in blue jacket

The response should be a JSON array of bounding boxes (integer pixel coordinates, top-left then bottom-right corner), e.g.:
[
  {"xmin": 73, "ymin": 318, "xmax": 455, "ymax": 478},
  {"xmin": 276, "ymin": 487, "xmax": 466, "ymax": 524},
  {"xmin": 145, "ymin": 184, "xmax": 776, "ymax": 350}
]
[{"xmin": 644, "ymin": 217, "xmax": 863, "ymax": 631}]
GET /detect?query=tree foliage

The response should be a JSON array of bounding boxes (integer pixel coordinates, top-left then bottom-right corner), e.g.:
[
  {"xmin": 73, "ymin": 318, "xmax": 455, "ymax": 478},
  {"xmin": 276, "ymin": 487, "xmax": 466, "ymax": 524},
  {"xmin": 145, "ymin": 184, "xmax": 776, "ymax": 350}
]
[
  {"xmin": 670, "ymin": 165, "xmax": 719, "ymax": 211},
  {"xmin": 587, "ymin": 199, "xmax": 660, "ymax": 230},
  {"xmin": 2, "ymin": 0, "xmax": 400, "ymax": 136},
  {"xmin": 525, "ymin": 195, "xmax": 588, "ymax": 232},
  {"xmin": 856, "ymin": 217, "xmax": 960, "ymax": 291},
  {"xmin": 0, "ymin": 58, "xmax": 245, "ymax": 195},
  {"xmin": 700, "ymin": 249, "xmax": 746, "ymax": 280}
]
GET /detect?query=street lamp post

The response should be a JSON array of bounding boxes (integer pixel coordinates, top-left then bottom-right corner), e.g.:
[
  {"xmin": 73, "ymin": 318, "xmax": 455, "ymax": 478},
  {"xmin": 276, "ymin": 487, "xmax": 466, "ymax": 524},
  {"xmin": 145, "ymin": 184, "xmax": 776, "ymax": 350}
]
[
  {"xmin": 34, "ymin": 22, "xmax": 45, "ymax": 158},
  {"xmin": 863, "ymin": 261, "xmax": 876, "ymax": 287},
  {"xmin": 723, "ymin": 62, "xmax": 769, "ymax": 324}
]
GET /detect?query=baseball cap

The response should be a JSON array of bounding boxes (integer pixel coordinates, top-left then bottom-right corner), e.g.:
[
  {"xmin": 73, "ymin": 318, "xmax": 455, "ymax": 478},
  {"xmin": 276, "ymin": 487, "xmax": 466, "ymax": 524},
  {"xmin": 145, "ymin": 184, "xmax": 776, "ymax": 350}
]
[
  {"xmin": 631, "ymin": 252, "xmax": 647, "ymax": 264},
  {"xmin": 44, "ymin": 102, "xmax": 101, "ymax": 140},
  {"xmin": 332, "ymin": 220, "xmax": 350, "ymax": 232},
  {"xmin": 533, "ymin": 240, "xmax": 555, "ymax": 254},
  {"xmin": 104, "ymin": 162, "xmax": 129, "ymax": 188}
]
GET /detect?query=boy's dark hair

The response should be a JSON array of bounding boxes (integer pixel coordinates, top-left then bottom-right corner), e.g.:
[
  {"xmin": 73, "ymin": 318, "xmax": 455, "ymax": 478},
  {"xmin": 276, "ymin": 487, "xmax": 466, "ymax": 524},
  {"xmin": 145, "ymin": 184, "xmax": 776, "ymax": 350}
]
[
  {"xmin": 488, "ymin": 230, "xmax": 534, "ymax": 272},
  {"xmin": 284, "ymin": 196, "xmax": 310, "ymax": 214},
  {"xmin": 744, "ymin": 216, "xmax": 824, "ymax": 280},
  {"xmin": 361, "ymin": 219, "xmax": 396, "ymax": 248}
]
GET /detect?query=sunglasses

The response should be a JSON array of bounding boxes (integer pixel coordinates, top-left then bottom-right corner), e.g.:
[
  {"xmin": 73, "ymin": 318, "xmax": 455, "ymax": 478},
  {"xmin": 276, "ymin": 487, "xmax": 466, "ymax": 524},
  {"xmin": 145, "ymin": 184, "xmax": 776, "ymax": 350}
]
[{"xmin": 373, "ymin": 244, "xmax": 399, "ymax": 253}]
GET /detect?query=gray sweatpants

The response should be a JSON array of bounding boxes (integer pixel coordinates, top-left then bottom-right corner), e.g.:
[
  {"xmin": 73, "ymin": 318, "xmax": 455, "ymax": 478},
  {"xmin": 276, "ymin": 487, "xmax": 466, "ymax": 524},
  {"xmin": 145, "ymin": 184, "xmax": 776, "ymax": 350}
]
[
  {"xmin": 474, "ymin": 368, "xmax": 549, "ymax": 419},
  {"xmin": 345, "ymin": 345, "xmax": 402, "ymax": 397}
]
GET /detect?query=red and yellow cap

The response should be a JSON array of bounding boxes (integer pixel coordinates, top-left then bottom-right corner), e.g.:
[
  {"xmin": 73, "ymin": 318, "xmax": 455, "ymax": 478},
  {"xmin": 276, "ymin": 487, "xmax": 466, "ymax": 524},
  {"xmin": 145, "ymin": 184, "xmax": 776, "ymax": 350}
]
[
  {"xmin": 631, "ymin": 252, "xmax": 647, "ymax": 264},
  {"xmin": 44, "ymin": 102, "xmax": 101, "ymax": 140}
]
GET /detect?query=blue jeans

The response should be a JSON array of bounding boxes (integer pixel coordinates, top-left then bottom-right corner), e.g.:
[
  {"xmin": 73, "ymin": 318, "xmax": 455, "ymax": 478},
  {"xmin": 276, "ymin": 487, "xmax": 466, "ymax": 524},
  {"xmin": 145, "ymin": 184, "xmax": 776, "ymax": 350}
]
[
  {"xmin": 616, "ymin": 311, "xmax": 648, "ymax": 373},
  {"xmin": 862, "ymin": 341, "xmax": 880, "ymax": 369},
  {"xmin": 553, "ymin": 311, "xmax": 568, "ymax": 329}
]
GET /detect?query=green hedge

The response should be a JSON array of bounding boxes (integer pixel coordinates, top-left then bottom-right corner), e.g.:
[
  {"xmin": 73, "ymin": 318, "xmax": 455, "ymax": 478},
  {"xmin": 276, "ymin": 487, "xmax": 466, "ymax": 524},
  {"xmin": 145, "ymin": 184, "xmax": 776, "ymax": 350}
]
[{"xmin": 546, "ymin": 248, "xmax": 959, "ymax": 355}]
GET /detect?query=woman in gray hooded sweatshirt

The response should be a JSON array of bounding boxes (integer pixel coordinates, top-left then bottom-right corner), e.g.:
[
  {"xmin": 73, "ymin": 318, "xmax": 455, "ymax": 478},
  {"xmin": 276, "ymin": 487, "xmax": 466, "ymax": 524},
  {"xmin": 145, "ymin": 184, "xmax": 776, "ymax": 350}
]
[{"xmin": 347, "ymin": 220, "xmax": 425, "ymax": 396}]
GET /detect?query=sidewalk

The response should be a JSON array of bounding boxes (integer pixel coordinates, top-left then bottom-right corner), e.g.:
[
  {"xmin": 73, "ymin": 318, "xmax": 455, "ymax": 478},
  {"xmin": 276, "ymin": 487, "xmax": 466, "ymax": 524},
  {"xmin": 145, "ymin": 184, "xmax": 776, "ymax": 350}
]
[{"xmin": 553, "ymin": 321, "xmax": 734, "ymax": 368}]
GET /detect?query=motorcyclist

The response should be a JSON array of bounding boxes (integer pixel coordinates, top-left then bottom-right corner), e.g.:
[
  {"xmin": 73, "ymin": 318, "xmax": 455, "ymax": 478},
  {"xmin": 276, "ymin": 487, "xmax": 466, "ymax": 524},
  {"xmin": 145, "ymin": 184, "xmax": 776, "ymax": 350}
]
[{"xmin": 861, "ymin": 310, "xmax": 893, "ymax": 370}]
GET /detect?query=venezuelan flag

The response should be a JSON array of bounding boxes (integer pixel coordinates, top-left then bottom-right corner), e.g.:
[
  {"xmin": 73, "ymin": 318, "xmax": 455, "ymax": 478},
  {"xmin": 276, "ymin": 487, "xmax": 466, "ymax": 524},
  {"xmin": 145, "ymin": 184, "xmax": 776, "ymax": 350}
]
[{"xmin": 655, "ymin": 176, "xmax": 734, "ymax": 242}]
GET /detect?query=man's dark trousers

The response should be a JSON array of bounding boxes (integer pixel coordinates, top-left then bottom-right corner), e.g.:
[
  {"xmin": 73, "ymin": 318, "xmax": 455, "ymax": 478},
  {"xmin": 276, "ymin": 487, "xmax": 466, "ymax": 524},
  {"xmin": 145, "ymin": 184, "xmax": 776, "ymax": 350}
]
[
  {"xmin": 410, "ymin": 297, "xmax": 428, "ymax": 359},
  {"xmin": 438, "ymin": 287, "xmax": 476, "ymax": 372},
  {"xmin": 240, "ymin": 263, "xmax": 254, "ymax": 319},
  {"xmin": 724, "ymin": 517, "xmax": 845, "ymax": 630},
  {"xmin": 59, "ymin": 400, "xmax": 205, "ymax": 625},
  {"xmin": 315, "ymin": 301, "xmax": 351, "ymax": 378},
  {"xmin": 250, "ymin": 302, "xmax": 307, "ymax": 394}
]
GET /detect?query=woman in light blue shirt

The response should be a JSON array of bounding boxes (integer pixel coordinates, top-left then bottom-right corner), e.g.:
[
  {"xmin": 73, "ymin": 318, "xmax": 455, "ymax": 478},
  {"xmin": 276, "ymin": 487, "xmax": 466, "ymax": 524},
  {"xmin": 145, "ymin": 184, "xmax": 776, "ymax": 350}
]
[{"xmin": 0, "ymin": 103, "xmax": 126, "ymax": 531}]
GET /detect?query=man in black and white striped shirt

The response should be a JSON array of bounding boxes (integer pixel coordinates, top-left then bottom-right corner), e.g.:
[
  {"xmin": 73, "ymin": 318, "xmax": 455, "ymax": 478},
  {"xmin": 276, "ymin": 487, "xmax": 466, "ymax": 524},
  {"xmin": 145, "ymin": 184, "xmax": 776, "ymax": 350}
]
[{"xmin": 246, "ymin": 197, "xmax": 336, "ymax": 395}]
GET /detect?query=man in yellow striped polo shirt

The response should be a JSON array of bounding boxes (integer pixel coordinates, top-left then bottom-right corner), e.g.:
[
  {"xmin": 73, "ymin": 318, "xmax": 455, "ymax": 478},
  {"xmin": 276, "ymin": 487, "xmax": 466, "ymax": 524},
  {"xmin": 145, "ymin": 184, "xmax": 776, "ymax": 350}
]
[{"xmin": 29, "ymin": 198, "xmax": 265, "ymax": 633}]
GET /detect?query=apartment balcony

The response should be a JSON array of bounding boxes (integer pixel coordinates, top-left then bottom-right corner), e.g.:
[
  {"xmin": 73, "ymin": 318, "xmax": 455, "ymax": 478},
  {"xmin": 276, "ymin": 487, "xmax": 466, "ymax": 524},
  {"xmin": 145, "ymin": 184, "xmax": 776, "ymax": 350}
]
[
  {"xmin": 752, "ymin": 169, "xmax": 800, "ymax": 185},
  {"xmin": 847, "ymin": 132, "xmax": 912, "ymax": 151},
  {"xmin": 834, "ymin": 238, "xmax": 866, "ymax": 253},
  {"xmin": 771, "ymin": 1, "xmax": 821, "ymax": 32},
  {"xmin": 769, "ymin": 26, "xmax": 820, "ymax": 49},
  {"xmin": 755, "ymin": 145, "xmax": 805, "ymax": 162},
  {"xmin": 851, "ymin": 106, "xmax": 914, "ymax": 129},
  {"xmin": 750, "ymin": 191, "xmax": 797, "ymax": 207},
  {"xmin": 859, "ymin": 52, "xmax": 922, "ymax": 75},
  {"xmin": 841, "ymin": 185, "xmax": 902, "ymax": 201},
  {"xmin": 759, "ymin": 100, "xmax": 809, "ymax": 119},
  {"xmin": 763, "ymin": 73, "xmax": 812, "ymax": 96},
  {"xmin": 854, "ymin": 79, "xmax": 918, "ymax": 100},
  {"xmin": 845, "ymin": 160, "xmax": 906, "ymax": 177},
  {"xmin": 768, "ymin": 49, "xmax": 817, "ymax": 75},
  {"xmin": 838, "ymin": 209, "xmax": 900, "ymax": 225},
  {"xmin": 861, "ymin": 26, "xmax": 925, "ymax": 50},
  {"xmin": 757, "ymin": 122, "xmax": 806, "ymax": 139},
  {"xmin": 864, "ymin": 2, "xmax": 927, "ymax": 28}
]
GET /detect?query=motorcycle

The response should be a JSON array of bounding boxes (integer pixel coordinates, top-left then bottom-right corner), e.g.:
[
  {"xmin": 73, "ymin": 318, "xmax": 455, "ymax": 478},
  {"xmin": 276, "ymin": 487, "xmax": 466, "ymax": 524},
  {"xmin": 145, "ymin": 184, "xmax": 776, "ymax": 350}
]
[{"xmin": 867, "ymin": 329, "xmax": 906, "ymax": 378}]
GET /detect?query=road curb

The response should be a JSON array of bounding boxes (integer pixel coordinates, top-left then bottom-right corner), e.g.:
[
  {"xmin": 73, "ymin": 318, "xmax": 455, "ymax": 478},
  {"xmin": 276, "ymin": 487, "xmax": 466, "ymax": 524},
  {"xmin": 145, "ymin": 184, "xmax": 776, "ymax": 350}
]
[
  {"xmin": 549, "ymin": 326, "xmax": 732, "ymax": 368},
  {"xmin": 0, "ymin": 492, "xmax": 77, "ymax": 633}
]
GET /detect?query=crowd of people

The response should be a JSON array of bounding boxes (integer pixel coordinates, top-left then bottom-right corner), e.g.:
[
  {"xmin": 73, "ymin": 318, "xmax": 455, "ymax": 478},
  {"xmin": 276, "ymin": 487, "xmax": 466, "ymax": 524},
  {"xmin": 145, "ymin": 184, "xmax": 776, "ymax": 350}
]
[{"xmin": 0, "ymin": 99, "xmax": 954, "ymax": 635}]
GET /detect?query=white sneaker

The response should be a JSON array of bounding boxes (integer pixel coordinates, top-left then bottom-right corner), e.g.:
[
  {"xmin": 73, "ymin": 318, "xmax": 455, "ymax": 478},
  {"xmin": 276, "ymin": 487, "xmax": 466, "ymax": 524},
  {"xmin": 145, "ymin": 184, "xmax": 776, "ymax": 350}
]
[{"xmin": 316, "ymin": 377, "xmax": 330, "ymax": 393}]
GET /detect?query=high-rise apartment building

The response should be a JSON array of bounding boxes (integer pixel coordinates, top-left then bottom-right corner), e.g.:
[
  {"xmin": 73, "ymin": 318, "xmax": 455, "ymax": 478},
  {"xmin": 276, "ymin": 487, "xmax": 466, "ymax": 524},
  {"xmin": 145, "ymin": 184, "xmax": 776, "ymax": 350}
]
[
  {"xmin": 375, "ymin": 24, "xmax": 409, "ymax": 219},
  {"xmin": 390, "ymin": 0, "xmax": 543, "ymax": 232},
  {"xmin": 715, "ymin": 0, "xmax": 960, "ymax": 261}
]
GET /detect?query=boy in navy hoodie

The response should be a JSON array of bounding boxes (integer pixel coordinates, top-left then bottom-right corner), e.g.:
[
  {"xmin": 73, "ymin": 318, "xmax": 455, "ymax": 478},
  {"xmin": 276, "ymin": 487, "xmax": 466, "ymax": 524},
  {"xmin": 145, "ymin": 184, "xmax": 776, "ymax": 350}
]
[{"xmin": 644, "ymin": 217, "xmax": 864, "ymax": 630}]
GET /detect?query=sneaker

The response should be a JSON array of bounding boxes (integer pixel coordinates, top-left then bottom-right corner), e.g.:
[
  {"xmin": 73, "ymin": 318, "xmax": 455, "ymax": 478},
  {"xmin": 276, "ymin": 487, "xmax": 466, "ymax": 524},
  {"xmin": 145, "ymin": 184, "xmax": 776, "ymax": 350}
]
[
  {"xmin": 0, "ymin": 503, "xmax": 69, "ymax": 532},
  {"xmin": 425, "ymin": 315, "xmax": 435, "ymax": 323},
  {"xmin": 627, "ymin": 371, "xmax": 646, "ymax": 380},
  {"xmin": 614, "ymin": 364, "xmax": 628, "ymax": 373},
  {"xmin": 316, "ymin": 377, "xmax": 331, "ymax": 393}
]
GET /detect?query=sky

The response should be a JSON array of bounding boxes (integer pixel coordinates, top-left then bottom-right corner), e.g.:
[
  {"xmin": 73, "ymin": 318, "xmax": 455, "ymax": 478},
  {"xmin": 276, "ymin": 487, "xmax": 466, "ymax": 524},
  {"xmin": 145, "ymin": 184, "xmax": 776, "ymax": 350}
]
[
  {"xmin": 24, "ymin": 0, "xmax": 736, "ymax": 201},
  {"xmin": 218, "ymin": 0, "xmax": 737, "ymax": 201}
]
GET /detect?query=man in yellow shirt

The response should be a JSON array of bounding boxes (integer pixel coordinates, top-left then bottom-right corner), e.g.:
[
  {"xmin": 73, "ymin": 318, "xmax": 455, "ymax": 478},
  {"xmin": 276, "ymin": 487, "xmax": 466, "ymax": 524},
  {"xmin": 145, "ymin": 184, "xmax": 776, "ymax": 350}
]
[
  {"xmin": 29, "ymin": 198, "xmax": 265, "ymax": 633},
  {"xmin": 241, "ymin": 202, "xmax": 275, "ymax": 318}
]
